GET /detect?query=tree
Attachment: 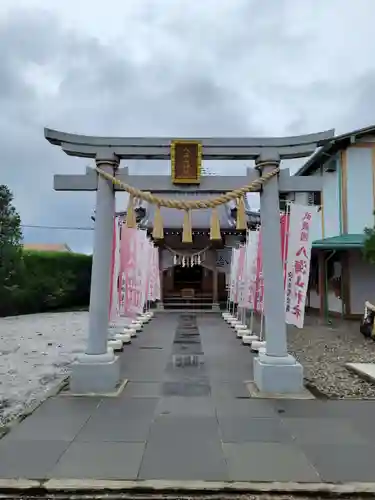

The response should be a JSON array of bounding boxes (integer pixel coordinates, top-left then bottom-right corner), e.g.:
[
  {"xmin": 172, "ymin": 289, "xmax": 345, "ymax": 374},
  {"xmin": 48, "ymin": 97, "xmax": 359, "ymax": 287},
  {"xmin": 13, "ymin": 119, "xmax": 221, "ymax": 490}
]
[
  {"xmin": 363, "ymin": 214, "xmax": 375, "ymax": 264},
  {"xmin": 0, "ymin": 185, "xmax": 23, "ymax": 311}
]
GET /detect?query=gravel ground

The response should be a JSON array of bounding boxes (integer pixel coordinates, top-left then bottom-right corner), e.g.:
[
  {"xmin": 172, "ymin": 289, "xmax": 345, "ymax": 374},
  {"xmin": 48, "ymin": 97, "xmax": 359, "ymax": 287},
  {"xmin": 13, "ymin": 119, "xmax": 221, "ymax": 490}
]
[
  {"xmin": 288, "ymin": 315, "xmax": 375, "ymax": 399},
  {"xmin": 0, "ymin": 311, "xmax": 87, "ymax": 425}
]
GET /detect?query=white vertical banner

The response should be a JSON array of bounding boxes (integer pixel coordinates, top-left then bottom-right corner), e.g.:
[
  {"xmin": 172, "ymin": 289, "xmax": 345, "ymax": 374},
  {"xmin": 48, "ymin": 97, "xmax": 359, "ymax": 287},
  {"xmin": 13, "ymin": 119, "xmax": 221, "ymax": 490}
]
[
  {"xmin": 144, "ymin": 239, "xmax": 153, "ymax": 303},
  {"xmin": 135, "ymin": 229, "xmax": 149, "ymax": 315},
  {"xmin": 155, "ymin": 247, "xmax": 161, "ymax": 301},
  {"xmin": 285, "ymin": 203, "xmax": 318, "ymax": 328},
  {"xmin": 148, "ymin": 245, "xmax": 155, "ymax": 302},
  {"xmin": 229, "ymin": 248, "xmax": 238, "ymax": 302},
  {"xmin": 234, "ymin": 245, "xmax": 246, "ymax": 305},
  {"xmin": 242, "ymin": 230, "xmax": 259, "ymax": 310},
  {"xmin": 239, "ymin": 232, "xmax": 251, "ymax": 308}
]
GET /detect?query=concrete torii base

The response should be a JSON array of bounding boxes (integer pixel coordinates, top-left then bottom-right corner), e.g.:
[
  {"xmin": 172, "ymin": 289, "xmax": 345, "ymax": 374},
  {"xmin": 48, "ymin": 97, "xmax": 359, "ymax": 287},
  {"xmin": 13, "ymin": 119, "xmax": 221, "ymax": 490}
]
[
  {"xmin": 253, "ymin": 352, "xmax": 304, "ymax": 394},
  {"xmin": 69, "ymin": 348, "xmax": 121, "ymax": 394}
]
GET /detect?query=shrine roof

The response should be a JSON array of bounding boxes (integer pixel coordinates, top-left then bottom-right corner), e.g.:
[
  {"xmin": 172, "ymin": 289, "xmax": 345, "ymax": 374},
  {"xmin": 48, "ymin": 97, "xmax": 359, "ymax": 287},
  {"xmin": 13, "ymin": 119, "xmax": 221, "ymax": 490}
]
[
  {"xmin": 296, "ymin": 124, "xmax": 375, "ymax": 176},
  {"xmin": 143, "ymin": 201, "xmax": 234, "ymax": 229},
  {"xmin": 312, "ymin": 234, "xmax": 365, "ymax": 249},
  {"xmin": 134, "ymin": 193, "xmax": 260, "ymax": 230}
]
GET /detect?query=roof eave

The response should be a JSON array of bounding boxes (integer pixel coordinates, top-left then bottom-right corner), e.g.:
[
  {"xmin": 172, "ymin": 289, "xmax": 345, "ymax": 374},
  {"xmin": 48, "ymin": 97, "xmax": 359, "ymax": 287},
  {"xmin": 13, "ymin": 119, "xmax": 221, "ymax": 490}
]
[{"xmin": 295, "ymin": 124, "xmax": 375, "ymax": 177}]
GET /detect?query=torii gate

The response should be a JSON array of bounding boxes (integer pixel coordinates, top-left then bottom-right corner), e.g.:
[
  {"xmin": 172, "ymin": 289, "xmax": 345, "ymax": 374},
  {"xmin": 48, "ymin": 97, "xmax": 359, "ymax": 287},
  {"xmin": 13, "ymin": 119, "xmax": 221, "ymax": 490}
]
[{"xmin": 45, "ymin": 128, "xmax": 333, "ymax": 395}]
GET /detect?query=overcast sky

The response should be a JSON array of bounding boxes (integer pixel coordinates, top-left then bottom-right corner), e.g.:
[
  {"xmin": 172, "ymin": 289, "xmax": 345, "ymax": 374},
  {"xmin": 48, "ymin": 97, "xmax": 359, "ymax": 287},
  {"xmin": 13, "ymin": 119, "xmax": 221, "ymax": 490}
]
[{"xmin": 1, "ymin": 0, "xmax": 375, "ymax": 253}]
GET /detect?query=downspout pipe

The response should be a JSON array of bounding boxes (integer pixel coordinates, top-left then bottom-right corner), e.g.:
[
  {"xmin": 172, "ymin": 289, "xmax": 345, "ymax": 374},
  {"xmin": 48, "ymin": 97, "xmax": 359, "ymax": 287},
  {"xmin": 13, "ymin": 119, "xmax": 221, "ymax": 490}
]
[{"xmin": 324, "ymin": 250, "xmax": 336, "ymax": 325}]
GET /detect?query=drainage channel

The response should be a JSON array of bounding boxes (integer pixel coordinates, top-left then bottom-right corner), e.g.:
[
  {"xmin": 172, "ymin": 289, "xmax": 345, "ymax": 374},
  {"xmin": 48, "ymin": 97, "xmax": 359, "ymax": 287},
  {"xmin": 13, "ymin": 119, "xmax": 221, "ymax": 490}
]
[
  {"xmin": 162, "ymin": 314, "xmax": 210, "ymax": 397},
  {"xmin": 172, "ymin": 313, "xmax": 204, "ymax": 368}
]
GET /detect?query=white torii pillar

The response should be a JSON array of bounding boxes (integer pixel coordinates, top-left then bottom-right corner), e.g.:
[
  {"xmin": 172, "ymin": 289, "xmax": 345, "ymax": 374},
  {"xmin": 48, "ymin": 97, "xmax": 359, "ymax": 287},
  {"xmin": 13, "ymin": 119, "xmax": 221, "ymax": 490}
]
[
  {"xmin": 254, "ymin": 151, "xmax": 303, "ymax": 394},
  {"xmin": 70, "ymin": 152, "xmax": 120, "ymax": 394}
]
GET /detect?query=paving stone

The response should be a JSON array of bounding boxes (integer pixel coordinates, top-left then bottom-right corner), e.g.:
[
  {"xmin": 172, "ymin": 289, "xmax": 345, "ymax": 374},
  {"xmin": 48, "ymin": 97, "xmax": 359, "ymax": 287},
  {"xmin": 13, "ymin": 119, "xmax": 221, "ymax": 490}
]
[
  {"xmin": 121, "ymin": 369, "xmax": 166, "ymax": 382},
  {"xmin": 121, "ymin": 382, "xmax": 161, "ymax": 398},
  {"xmin": 148, "ymin": 415, "xmax": 220, "ymax": 443},
  {"xmin": 222, "ymin": 442, "xmax": 320, "ymax": 482},
  {"xmin": 0, "ymin": 439, "xmax": 70, "ymax": 478},
  {"xmin": 218, "ymin": 416, "xmax": 293, "ymax": 443},
  {"xmin": 272, "ymin": 399, "xmax": 336, "ymax": 418},
  {"xmin": 208, "ymin": 369, "xmax": 252, "ymax": 383},
  {"xmin": 350, "ymin": 418, "xmax": 375, "ymax": 443},
  {"xmin": 97, "ymin": 397, "xmax": 158, "ymax": 418},
  {"xmin": 75, "ymin": 413, "xmax": 153, "ymax": 442},
  {"xmin": 139, "ymin": 432, "xmax": 227, "ymax": 480},
  {"xmin": 324, "ymin": 400, "xmax": 375, "ymax": 420},
  {"xmin": 302, "ymin": 444, "xmax": 375, "ymax": 482},
  {"xmin": 156, "ymin": 396, "xmax": 215, "ymax": 416},
  {"xmin": 210, "ymin": 382, "xmax": 249, "ymax": 400},
  {"xmin": 164, "ymin": 361, "xmax": 208, "ymax": 382},
  {"xmin": 75, "ymin": 398, "xmax": 156, "ymax": 442},
  {"xmin": 124, "ymin": 353, "xmax": 170, "ymax": 367},
  {"xmin": 172, "ymin": 344, "xmax": 203, "ymax": 355},
  {"xmin": 215, "ymin": 398, "xmax": 278, "ymax": 418},
  {"xmin": 121, "ymin": 356, "xmax": 168, "ymax": 380},
  {"xmin": 162, "ymin": 381, "xmax": 211, "ymax": 397},
  {"xmin": 281, "ymin": 417, "xmax": 367, "ymax": 445},
  {"xmin": 49, "ymin": 442, "xmax": 145, "ymax": 479},
  {"xmin": 4, "ymin": 397, "xmax": 100, "ymax": 442}
]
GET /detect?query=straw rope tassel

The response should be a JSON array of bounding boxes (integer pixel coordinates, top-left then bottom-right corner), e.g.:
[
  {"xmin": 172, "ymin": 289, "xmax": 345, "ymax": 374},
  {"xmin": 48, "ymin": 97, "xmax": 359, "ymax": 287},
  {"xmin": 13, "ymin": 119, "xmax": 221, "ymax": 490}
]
[
  {"xmin": 236, "ymin": 196, "xmax": 247, "ymax": 230},
  {"xmin": 210, "ymin": 207, "xmax": 221, "ymax": 241},
  {"xmin": 182, "ymin": 209, "xmax": 193, "ymax": 243},
  {"xmin": 152, "ymin": 205, "xmax": 164, "ymax": 240},
  {"xmin": 126, "ymin": 195, "xmax": 137, "ymax": 228}
]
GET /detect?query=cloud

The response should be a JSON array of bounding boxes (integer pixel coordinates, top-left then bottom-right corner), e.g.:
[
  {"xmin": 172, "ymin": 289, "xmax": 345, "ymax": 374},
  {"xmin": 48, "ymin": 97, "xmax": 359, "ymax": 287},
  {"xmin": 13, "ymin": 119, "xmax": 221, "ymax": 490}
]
[{"xmin": 0, "ymin": 0, "xmax": 375, "ymax": 251}]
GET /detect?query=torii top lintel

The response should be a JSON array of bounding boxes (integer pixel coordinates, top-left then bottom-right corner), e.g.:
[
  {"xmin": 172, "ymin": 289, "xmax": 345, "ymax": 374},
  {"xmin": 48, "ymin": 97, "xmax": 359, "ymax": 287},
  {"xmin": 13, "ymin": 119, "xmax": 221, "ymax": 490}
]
[{"xmin": 44, "ymin": 128, "xmax": 335, "ymax": 161}]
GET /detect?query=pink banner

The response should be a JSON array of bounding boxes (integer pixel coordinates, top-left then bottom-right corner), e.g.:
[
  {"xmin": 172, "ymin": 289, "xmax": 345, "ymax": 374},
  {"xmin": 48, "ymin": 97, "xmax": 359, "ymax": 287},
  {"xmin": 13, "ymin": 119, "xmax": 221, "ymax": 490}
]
[
  {"xmin": 253, "ymin": 214, "xmax": 289, "ymax": 313},
  {"xmin": 148, "ymin": 246, "xmax": 159, "ymax": 302},
  {"xmin": 108, "ymin": 217, "xmax": 117, "ymax": 320},
  {"xmin": 143, "ymin": 240, "xmax": 151, "ymax": 302},
  {"xmin": 254, "ymin": 232, "xmax": 263, "ymax": 313},
  {"xmin": 285, "ymin": 205, "xmax": 318, "ymax": 328},
  {"xmin": 119, "ymin": 227, "xmax": 145, "ymax": 318},
  {"xmin": 281, "ymin": 213, "xmax": 290, "ymax": 288}
]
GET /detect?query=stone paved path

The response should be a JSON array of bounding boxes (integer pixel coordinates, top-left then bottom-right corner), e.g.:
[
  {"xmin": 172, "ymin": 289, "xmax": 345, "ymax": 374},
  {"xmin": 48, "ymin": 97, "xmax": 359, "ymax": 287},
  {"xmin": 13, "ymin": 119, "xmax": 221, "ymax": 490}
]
[{"xmin": 1, "ymin": 312, "xmax": 375, "ymax": 484}]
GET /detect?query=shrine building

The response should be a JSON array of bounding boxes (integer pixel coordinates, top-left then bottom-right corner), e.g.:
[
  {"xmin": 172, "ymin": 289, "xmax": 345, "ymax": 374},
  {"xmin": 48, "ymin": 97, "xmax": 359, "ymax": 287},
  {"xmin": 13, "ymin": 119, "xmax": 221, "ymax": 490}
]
[{"xmin": 116, "ymin": 201, "xmax": 260, "ymax": 310}]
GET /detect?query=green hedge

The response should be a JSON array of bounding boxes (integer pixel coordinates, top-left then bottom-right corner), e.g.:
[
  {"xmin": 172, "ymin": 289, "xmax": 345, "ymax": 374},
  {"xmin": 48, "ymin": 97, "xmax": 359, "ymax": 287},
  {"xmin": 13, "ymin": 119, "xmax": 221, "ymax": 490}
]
[{"xmin": 1, "ymin": 251, "xmax": 92, "ymax": 317}]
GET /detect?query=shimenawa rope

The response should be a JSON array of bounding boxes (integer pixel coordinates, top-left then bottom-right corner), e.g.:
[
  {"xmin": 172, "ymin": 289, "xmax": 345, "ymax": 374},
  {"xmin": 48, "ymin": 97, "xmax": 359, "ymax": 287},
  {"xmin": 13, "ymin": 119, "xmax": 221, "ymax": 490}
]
[
  {"xmin": 94, "ymin": 162, "xmax": 280, "ymax": 210},
  {"xmin": 95, "ymin": 162, "xmax": 280, "ymax": 240}
]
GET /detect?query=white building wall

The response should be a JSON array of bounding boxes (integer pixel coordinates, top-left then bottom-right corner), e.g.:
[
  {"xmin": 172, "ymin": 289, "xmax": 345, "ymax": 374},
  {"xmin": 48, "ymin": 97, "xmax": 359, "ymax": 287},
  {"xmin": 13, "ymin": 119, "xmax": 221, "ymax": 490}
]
[
  {"xmin": 310, "ymin": 170, "xmax": 323, "ymax": 242},
  {"xmin": 322, "ymin": 164, "xmax": 341, "ymax": 238},
  {"xmin": 346, "ymin": 147, "xmax": 374, "ymax": 233}
]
